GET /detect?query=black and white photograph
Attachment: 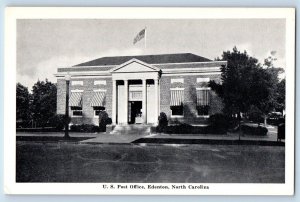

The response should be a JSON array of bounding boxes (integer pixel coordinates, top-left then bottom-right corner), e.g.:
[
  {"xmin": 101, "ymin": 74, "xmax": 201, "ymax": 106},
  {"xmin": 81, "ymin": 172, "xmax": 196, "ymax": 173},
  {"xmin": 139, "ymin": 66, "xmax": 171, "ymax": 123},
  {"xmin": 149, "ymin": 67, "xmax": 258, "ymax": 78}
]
[{"xmin": 4, "ymin": 7, "xmax": 295, "ymax": 195}]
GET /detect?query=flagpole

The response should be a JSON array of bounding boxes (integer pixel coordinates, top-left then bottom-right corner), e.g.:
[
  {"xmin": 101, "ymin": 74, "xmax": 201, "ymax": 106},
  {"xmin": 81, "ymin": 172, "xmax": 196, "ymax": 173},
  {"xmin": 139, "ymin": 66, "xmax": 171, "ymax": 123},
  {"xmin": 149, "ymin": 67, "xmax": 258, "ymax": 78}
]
[{"xmin": 144, "ymin": 27, "xmax": 147, "ymax": 52}]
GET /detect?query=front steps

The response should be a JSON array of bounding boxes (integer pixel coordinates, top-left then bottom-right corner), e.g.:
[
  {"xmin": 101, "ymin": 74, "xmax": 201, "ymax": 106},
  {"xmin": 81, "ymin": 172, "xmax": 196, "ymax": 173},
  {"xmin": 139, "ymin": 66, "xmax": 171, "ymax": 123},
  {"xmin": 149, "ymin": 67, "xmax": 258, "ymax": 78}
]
[{"xmin": 110, "ymin": 124, "xmax": 152, "ymax": 135}]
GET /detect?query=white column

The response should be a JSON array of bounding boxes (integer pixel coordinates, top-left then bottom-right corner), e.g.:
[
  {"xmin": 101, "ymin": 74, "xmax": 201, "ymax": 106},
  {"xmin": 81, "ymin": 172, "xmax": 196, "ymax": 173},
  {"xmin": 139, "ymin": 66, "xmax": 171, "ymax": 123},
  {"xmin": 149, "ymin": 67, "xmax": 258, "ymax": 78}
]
[
  {"xmin": 142, "ymin": 79, "xmax": 147, "ymax": 124},
  {"xmin": 154, "ymin": 78, "xmax": 159, "ymax": 125},
  {"xmin": 112, "ymin": 79, "xmax": 117, "ymax": 125},
  {"xmin": 124, "ymin": 79, "xmax": 129, "ymax": 125}
]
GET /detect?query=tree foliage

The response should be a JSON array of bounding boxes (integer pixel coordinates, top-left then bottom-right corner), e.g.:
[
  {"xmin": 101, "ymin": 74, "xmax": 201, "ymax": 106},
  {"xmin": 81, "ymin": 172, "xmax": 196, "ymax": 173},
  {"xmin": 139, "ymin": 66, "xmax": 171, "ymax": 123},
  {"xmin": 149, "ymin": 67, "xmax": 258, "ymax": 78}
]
[
  {"xmin": 210, "ymin": 47, "xmax": 284, "ymax": 120},
  {"xmin": 16, "ymin": 83, "xmax": 31, "ymax": 123},
  {"xmin": 30, "ymin": 79, "xmax": 57, "ymax": 127},
  {"xmin": 275, "ymin": 79, "xmax": 285, "ymax": 112}
]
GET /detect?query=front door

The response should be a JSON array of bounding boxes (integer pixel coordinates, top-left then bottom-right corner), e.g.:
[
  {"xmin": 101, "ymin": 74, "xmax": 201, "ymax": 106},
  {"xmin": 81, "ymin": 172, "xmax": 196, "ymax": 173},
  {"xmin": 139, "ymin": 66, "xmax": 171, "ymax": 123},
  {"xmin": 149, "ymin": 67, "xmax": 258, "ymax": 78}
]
[{"xmin": 129, "ymin": 101, "xmax": 142, "ymax": 124}]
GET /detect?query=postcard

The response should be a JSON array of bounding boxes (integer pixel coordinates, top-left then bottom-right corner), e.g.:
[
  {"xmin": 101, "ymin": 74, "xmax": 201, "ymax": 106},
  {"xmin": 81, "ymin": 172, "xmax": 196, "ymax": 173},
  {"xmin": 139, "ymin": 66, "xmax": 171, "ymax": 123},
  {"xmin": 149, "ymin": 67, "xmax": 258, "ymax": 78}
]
[{"xmin": 4, "ymin": 7, "xmax": 295, "ymax": 195}]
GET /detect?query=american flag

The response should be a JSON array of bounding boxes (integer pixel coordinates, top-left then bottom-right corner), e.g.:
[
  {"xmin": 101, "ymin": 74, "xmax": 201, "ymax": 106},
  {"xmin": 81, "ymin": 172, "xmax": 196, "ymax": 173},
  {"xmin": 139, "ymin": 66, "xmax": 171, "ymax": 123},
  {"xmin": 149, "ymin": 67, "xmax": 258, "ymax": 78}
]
[{"xmin": 133, "ymin": 28, "xmax": 146, "ymax": 44}]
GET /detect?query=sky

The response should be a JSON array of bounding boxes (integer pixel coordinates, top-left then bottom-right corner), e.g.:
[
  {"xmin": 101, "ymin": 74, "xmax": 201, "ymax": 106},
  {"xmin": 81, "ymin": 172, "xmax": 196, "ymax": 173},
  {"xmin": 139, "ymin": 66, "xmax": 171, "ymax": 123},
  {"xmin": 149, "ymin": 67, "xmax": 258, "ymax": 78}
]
[{"xmin": 17, "ymin": 19, "xmax": 286, "ymax": 90}]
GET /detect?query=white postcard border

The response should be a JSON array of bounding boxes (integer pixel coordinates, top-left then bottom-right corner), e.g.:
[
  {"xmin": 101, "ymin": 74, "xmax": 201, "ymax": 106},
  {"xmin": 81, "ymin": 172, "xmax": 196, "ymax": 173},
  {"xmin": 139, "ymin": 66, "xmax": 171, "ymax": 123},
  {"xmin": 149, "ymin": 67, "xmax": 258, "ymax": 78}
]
[{"xmin": 4, "ymin": 7, "xmax": 295, "ymax": 195}]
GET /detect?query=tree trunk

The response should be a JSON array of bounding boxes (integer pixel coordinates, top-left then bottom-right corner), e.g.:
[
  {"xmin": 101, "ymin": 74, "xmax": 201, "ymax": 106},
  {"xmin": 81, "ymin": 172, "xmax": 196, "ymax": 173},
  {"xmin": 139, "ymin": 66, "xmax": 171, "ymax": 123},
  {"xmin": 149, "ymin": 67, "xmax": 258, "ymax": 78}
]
[
  {"xmin": 264, "ymin": 114, "xmax": 267, "ymax": 126},
  {"xmin": 238, "ymin": 112, "xmax": 241, "ymax": 141}
]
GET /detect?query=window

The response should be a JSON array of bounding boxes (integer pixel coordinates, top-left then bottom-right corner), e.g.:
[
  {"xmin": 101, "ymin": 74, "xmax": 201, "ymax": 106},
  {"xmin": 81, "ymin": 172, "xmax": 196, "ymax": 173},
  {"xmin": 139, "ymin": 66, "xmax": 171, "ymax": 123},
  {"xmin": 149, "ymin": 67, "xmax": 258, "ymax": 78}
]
[
  {"xmin": 170, "ymin": 88, "xmax": 184, "ymax": 117},
  {"xmin": 171, "ymin": 106, "xmax": 184, "ymax": 116},
  {"xmin": 93, "ymin": 106, "xmax": 105, "ymax": 117},
  {"xmin": 196, "ymin": 88, "xmax": 210, "ymax": 116},
  {"xmin": 69, "ymin": 90, "xmax": 83, "ymax": 117},
  {"xmin": 197, "ymin": 105, "xmax": 209, "ymax": 116},
  {"xmin": 130, "ymin": 91, "xmax": 142, "ymax": 101},
  {"xmin": 90, "ymin": 90, "xmax": 106, "ymax": 107},
  {"xmin": 71, "ymin": 106, "xmax": 82, "ymax": 116}
]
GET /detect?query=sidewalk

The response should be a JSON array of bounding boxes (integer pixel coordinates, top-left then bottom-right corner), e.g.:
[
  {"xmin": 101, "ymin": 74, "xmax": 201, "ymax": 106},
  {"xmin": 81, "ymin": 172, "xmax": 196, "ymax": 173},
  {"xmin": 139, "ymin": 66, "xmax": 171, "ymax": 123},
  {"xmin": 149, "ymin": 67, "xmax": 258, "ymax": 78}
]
[
  {"xmin": 80, "ymin": 126, "xmax": 282, "ymax": 145},
  {"xmin": 17, "ymin": 125, "xmax": 283, "ymax": 146}
]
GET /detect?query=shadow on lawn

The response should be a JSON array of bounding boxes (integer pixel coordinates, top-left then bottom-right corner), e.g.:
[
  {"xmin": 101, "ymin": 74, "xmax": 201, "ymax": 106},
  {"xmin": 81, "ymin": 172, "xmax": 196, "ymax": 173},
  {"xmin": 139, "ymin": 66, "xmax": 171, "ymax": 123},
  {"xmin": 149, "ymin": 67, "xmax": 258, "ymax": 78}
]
[
  {"xmin": 16, "ymin": 136, "xmax": 94, "ymax": 142},
  {"xmin": 132, "ymin": 138, "xmax": 285, "ymax": 146}
]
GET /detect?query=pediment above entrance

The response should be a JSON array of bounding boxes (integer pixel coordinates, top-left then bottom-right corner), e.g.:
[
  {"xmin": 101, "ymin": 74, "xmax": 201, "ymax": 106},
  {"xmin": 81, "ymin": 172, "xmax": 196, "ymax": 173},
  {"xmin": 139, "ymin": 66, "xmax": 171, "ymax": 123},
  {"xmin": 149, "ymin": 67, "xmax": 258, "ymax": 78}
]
[{"xmin": 110, "ymin": 58, "xmax": 161, "ymax": 73}]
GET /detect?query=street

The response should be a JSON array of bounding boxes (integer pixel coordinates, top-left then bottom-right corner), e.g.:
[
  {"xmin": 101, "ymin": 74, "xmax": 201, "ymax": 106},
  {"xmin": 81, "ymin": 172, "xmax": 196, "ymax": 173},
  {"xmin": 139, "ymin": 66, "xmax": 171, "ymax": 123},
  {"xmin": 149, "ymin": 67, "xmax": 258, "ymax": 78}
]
[{"xmin": 16, "ymin": 142, "xmax": 285, "ymax": 183}]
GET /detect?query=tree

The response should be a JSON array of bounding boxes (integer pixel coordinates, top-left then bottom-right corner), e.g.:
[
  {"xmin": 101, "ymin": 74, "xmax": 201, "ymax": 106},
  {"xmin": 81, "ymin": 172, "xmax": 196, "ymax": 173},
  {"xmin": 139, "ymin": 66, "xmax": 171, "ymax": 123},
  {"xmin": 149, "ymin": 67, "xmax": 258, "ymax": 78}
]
[
  {"xmin": 31, "ymin": 79, "xmax": 57, "ymax": 127},
  {"xmin": 210, "ymin": 46, "xmax": 259, "ymax": 118},
  {"xmin": 263, "ymin": 52, "xmax": 285, "ymax": 114},
  {"xmin": 275, "ymin": 79, "xmax": 285, "ymax": 113},
  {"xmin": 210, "ymin": 47, "xmax": 282, "ymax": 126},
  {"xmin": 248, "ymin": 66, "xmax": 277, "ymax": 125},
  {"xmin": 16, "ymin": 83, "xmax": 30, "ymax": 126}
]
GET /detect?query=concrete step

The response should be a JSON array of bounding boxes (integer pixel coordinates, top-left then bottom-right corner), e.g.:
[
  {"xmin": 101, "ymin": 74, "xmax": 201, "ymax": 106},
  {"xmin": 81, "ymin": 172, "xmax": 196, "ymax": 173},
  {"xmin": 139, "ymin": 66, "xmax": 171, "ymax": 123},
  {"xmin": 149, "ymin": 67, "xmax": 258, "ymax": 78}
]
[{"xmin": 110, "ymin": 124, "xmax": 152, "ymax": 135}]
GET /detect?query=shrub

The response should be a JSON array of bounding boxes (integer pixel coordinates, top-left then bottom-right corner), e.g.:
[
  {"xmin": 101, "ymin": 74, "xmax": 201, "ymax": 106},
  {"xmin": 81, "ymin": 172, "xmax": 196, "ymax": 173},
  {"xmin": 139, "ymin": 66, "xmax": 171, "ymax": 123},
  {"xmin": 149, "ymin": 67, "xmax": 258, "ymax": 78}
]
[
  {"xmin": 208, "ymin": 113, "xmax": 230, "ymax": 133},
  {"xmin": 157, "ymin": 112, "xmax": 168, "ymax": 132},
  {"xmin": 98, "ymin": 111, "xmax": 110, "ymax": 132},
  {"xmin": 48, "ymin": 114, "xmax": 69, "ymax": 130},
  {"xmin": 241, "ymin": 125, "xmax": 268, "ymax": 136},
  {"xmin": 165, "ymin": 123, "xmax": 193, "ymax": 134},
  {"xmin": 247, "ymin": 105, "xmax": 264, "ymax": 124},
  {"xmin": 70, "ymin": 124, "xmax": 100, "ymax": 133}
]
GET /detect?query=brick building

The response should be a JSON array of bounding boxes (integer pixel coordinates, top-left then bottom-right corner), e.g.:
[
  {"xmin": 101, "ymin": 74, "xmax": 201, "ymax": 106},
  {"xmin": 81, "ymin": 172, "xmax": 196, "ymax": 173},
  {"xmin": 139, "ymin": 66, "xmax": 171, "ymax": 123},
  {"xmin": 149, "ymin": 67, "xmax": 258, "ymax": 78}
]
[{"xmin": 55, "ymin": 53, "xmax": 226, "ymax": 126}]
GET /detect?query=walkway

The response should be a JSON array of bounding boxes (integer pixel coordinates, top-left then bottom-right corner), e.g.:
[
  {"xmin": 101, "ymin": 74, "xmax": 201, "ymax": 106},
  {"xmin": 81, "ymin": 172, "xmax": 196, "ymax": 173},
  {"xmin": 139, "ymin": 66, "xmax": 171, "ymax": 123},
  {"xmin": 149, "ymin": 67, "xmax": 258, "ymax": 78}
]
[{"xmin": 16, "ymin": 125, "xmax": 281, "ymax": 145}]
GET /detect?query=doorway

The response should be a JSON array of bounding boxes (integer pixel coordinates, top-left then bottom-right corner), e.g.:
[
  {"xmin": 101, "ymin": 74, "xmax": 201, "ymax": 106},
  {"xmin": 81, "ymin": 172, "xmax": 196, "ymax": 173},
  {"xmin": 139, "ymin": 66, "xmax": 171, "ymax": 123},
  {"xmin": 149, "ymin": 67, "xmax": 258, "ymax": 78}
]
[{"xmin": 129, "ymin": 101, "xmax": 142, "ymax": 124}]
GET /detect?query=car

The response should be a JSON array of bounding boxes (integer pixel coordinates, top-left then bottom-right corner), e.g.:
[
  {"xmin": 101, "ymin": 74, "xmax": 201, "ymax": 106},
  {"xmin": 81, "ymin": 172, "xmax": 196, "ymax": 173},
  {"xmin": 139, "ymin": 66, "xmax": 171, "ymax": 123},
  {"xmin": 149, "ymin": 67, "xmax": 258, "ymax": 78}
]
[{"xmin": 267, "ymin": 112, "xmax": 284, "ymax": 126}]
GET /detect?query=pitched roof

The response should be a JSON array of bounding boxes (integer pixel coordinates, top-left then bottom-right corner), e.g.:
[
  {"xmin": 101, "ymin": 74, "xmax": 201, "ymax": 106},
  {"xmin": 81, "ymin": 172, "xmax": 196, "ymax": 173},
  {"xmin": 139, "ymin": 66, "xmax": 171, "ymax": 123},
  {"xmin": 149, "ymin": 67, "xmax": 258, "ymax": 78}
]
[{"xmin": 74, "ymin": 53, "xmax": 211, "ymax": 67}]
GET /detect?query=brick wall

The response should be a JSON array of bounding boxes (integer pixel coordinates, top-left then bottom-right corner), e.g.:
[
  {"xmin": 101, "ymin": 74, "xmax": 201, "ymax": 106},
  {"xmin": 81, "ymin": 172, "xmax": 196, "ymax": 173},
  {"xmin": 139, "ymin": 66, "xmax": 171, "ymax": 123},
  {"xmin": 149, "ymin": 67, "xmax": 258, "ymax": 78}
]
[
  {"xmin": 57, "ymin": 74, "xmax": 223, "ymax": 126},
  {"xmin": 160, "ymin": 74, "xmax": 223, "ymax": 124},
  {"xmin": 57, "ymin": 77, "xmax": 112, "ymax": 125}
]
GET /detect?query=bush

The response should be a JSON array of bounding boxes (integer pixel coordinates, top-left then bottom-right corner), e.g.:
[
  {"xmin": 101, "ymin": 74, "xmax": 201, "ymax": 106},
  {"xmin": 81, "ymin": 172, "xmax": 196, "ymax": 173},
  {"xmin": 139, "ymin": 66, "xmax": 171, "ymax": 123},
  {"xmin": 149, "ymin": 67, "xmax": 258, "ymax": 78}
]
[
  {"xmin": 241, "ymin": 125, "xmax": 268, "ymax": 136},
  {"xmin": 208, "ymin": 113, "xmax": 230, "ymax": 133},
  {"xmin": 70, "ymin": 124, "xmax": 100, "ymax": 133},
  {"xmin": 247, "ymin": 105, "xmax": 264, "ymax": 124},
  {"xmin": 48, "ymin": 114, "xmax": 69, "ymax": 130},
  {"xmin": 98, "ymin": 111, "xmax": 110, "ymax": 132},
  {"xmin": 165, "ymin": 123, "xmax": 193, "ymax": 134},
  {"xmin": 157, "ymin": 112, "xmax": 168, "ymax": 132}
]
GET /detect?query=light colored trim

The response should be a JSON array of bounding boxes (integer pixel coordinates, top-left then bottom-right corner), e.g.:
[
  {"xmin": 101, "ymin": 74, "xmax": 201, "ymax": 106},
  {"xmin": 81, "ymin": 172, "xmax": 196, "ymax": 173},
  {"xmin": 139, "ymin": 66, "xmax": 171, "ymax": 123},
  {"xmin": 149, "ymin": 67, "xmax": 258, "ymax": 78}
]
[
  {"xmin": 56, "ymin": 75, "xmax": 112, "ymax": 79},
  {"xmin": 197, "ymin": 77, "xmax": 210, "ymax": 83},
  {"xmin": 171, "ymin": 78, "xmax": 184, "ymax": 84},
  {"xmin": 58, "ymin": 65, "xmax": 116, "ymax": 68},
  {"xmin": 93, "ymin": 109, "xmax": 105, "ymax": 118},
  {"xmin": 54, "ymin": 71, "xmax": 111, "ymax": 78},
  {"xmin": 162, "ymin": 67, "xmax": 221, "ymax": 73},
  {"xmin": 196, "ymin": 115, "xmax": 210, "ymax": 118},
  {"xmin": 70, "ymin": 108, "xmax": 83, "ymax": 117},
  {"xmin": 196, "ymin": 87, "xmax": 211, "ymax": 90},
  {"xmin": 93, "ymin": 89, "xmax": 107, "ymax": 92},
  {"xmin": 163, "ymin": 72, "xmax": 221, "ymax": 76},
  {"xmin": 55, "ymin": 67, "xmax": 220, "ymax": 77},
  {"xmin": 56, "ymin": 70, "xmax": 111, "ymax": 75},
  {"xmin": 70, "ymin": 89, "xmax": 84, "ymax": 93},
  {"xmin": 71, "ymin": 114, "xmax": 83, "ymax": 118},
  {"xmin": 110, "ymin": 58, "xmax": 161, "ymax": 73},
  {"xmin": 94, "ymin": 80, "xmax": 107, "ymax": 85},
  {"xmin": 71, "ymin": 80, "xmax": 83, "ymax": 86},
  {"xmin": 170, "ymin": 115, "xmax": 184, "ymax": 118},
  {"xmin": 55, "ymin": 67, "xmax": 222, "ymax": 78},
  {"xmin": 152, "ymin": 60, "xmax": 227, "ymax": 66},
  {"xmin": 58, "ymin": 61, "xmax": 227, "ymax": 69},
  {"xmin": 170, "ymin": 87, "xmax": 184, "ymax": 91},
  {"xmin": 112, "ymin": 71, "xmax": 159, "ymax": 81}
]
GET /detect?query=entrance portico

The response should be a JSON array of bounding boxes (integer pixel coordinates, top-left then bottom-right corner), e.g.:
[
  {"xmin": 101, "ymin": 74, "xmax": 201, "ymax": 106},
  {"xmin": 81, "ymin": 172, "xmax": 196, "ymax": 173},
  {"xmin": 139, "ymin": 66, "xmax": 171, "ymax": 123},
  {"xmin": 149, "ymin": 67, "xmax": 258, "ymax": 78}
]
[{"xmin": 111, "ymin": 59, "xmax": 161, "ymax": 125}]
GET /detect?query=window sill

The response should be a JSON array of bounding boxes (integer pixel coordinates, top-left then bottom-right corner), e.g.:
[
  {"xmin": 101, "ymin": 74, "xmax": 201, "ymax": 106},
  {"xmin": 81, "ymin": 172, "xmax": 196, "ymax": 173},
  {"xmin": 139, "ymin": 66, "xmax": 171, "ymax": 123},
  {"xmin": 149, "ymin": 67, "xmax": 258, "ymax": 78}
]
[
  {"xmin": 71, "ymin": 115, "xmax": 83, "ymax": 118},
  {"xmin": 196, "ymin": 115, "xmax": 210, "ymax": 118},
  {"xmin": 171, "ymin": 115, "xmax": 184, "ymax": 118}
]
